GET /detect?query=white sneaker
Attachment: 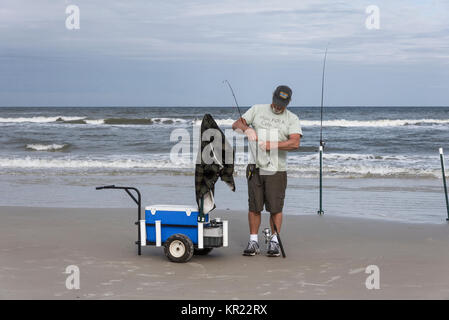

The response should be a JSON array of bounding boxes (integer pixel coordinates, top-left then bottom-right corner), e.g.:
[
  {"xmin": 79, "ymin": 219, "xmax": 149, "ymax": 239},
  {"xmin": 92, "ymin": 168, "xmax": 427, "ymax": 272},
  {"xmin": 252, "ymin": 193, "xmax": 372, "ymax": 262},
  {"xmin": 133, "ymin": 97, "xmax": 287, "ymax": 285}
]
[
  {"xmin": 267, "ymin": 240, "xmax": 280, "ymax": 257},
  {"xmin": 243, "ymin": 240, "xmax": 260, "ymax": 256}
]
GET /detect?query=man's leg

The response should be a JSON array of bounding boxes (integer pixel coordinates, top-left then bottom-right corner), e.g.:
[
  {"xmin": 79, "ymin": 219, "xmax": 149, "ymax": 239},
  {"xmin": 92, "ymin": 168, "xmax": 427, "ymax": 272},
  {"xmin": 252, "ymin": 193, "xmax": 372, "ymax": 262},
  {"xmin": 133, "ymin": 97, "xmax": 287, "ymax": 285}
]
[
  {"xmin": 249, "ymin": 211, "xmax": 262, "ymax": 235},
  {"xmin": 244, "ymin": 165, "xmax": 263, "ymax": 256},
  {"xmin": 264, "ymin": 171, "xmax": 287, "ymax": 257},
  {"xmin": 264, "ymin": 171, "xmax": 286, "ymax": 235},
  {"xmin": 269, "ymin": 212, "xmax": 282, "ymax": 234}
]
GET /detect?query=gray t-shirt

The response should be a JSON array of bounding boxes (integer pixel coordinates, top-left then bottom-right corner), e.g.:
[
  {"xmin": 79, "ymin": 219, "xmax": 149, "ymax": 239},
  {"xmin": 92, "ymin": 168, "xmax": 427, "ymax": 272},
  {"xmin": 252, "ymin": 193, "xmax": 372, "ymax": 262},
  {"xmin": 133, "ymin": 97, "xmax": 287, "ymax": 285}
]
[{"xmin": 242, "ymin": 104, "xmax": 302, "ymax": 171}]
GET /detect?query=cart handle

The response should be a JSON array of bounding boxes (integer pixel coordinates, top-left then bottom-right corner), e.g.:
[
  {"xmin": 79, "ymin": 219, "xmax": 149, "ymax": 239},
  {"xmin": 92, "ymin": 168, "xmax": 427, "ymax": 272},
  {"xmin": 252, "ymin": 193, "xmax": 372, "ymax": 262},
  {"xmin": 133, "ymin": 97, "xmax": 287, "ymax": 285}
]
[
  {"xmin": 95, "ymin": 185, "xmax": 143, "ymax": 255},
  {"xmin": 95, "ymin": 185, "xmax": 141, "ymax": 207},
  {"xmin": 95, "ymin": 185, "xmax": 116, "ymax": 190}
]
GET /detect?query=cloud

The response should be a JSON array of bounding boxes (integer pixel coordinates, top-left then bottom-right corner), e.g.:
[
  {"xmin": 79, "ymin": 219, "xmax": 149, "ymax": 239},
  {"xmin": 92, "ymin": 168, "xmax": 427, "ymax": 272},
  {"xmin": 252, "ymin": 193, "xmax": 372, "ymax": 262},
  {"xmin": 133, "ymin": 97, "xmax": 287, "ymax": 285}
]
[
  {"xmin": 0, "ymin": 0, "xmax": 448, "ymax": 107},
  {"xmin": 0, "ymin": 0, "xmax": 448, "ymax": 64}
]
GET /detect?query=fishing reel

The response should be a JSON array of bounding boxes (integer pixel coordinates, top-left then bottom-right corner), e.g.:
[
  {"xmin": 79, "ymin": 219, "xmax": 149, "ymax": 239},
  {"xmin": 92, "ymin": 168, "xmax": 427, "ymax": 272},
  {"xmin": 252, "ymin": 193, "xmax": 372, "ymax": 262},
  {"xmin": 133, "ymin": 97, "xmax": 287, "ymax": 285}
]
[{"xmin": 262, "ymin": 227, "xmax": 272, "ymax": 249}]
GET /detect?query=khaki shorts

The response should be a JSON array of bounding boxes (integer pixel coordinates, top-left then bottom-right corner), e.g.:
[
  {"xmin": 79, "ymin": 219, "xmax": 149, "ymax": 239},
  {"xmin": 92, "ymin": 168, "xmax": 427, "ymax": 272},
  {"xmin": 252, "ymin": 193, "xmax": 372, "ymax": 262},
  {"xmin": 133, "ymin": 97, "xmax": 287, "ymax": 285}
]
[{"xmin": 246, "ymin": 165, "xmax": 287, "ymax": 214}]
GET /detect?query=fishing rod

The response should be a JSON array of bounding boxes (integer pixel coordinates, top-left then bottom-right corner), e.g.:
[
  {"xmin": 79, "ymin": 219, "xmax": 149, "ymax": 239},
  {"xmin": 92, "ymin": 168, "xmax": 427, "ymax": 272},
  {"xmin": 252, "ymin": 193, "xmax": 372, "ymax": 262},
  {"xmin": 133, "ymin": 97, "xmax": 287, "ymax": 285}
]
[
  {"xmin": 318, "ymin": 45, "xmax": 328, "ymax": 216},
  {"xmin": 223, "ymin": 80, "xmax": 243, "ymax": 119},
  {"xmin": 223, "ymin": 80, "xmax": 286, "ymax": 258},
  {"xmin": 439, "ymin": 148, "xmax": 449, "ymax": 221},
  {"xmin": 224, "ymin": 80, "xmax": 273, "ymax": 170}
]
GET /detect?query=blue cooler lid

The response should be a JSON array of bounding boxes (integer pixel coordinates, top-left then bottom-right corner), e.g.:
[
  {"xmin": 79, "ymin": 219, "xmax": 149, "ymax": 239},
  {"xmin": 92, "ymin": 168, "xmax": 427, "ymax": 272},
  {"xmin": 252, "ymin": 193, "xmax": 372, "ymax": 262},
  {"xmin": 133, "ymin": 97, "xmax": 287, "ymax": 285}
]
[
  {"xmin": 145, "ymin": 205, "xmax": 207, "ymax": 226},
  {"xmin": 145, "ymin": 205, "xmax": 199, "ymax": 215}
]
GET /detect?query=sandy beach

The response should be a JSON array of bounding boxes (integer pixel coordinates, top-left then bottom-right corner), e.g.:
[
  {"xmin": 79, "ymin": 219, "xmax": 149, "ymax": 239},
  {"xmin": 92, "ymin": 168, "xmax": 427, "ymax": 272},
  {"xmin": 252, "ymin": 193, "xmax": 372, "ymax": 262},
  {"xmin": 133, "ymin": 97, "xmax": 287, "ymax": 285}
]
[
  {"xmin": 1, "ymin": 206, "xmax": 449, "ymax": 300},
  {"xmin": 2, "ymin": 0, "xmax": 449, "ymax": 305}
]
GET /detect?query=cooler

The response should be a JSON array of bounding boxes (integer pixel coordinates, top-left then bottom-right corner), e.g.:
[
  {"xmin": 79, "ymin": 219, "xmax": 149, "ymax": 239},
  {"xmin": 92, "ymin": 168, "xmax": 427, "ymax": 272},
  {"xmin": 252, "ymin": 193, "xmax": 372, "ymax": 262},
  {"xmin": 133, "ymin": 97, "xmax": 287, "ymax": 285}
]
[{"xmin": 145, "ymin": 205, "xmax": 209, "ymax": 245}]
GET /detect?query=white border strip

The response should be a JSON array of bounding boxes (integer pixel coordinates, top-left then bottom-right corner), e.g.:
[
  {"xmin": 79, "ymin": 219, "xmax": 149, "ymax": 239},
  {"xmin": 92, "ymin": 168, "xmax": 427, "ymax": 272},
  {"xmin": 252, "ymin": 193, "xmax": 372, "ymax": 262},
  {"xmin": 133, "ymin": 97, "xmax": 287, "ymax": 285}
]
[
  {"xmin": 140, "ymin": 220, "xmax": 146, "ymax": 246},
  {"xmin": 155, "ymin": 220, "xmax": 161, "ymax": 247}
]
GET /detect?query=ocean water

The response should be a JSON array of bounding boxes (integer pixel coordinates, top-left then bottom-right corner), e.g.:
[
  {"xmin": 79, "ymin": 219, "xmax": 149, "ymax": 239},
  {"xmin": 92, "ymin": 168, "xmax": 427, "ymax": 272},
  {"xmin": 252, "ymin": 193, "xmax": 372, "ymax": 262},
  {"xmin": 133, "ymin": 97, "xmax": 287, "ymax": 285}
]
[
  {"xmin": 0, "ymin": 106, "xmax": 448, "ymax": 223},
  {"xmin": 1, "ymin": 106, "xmax": 448, "ymax": 178}
]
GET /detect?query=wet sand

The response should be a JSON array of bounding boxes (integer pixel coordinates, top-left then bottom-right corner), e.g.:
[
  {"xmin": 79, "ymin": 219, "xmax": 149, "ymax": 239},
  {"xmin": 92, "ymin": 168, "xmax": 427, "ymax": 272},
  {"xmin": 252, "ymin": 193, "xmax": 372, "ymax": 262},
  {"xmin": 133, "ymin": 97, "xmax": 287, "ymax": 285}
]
[
  {"xmin": 1, "ymin": 206, "xmax": 449, "ymax": 299},
  {"xmin": 0, "ymin": 175, "xmax": 446, "ymax": 224}
]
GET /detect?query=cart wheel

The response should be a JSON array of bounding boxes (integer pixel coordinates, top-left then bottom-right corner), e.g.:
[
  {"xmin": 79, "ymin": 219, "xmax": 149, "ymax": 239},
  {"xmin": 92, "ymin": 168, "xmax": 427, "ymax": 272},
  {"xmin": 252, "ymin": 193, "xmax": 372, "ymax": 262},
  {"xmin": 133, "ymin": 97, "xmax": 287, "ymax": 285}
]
[
  {"xmin": 164, "ymin": 234, "xmax": 194, "ymax": 263},
  {"xmin": 194, "ymin": 248, "xmax": 213, "ymax": 255}
]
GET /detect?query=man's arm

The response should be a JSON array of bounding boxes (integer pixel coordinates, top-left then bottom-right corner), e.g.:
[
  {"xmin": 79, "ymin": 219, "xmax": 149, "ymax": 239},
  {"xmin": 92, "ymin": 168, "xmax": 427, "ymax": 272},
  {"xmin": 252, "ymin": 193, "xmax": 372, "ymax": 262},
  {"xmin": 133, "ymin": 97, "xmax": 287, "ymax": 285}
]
[
  {"xmin": 232, "ymin": 118, "xmax": 257, "ymax": 141},
  {"xmin": 259, "ymin": 134, "xmax": 301, "ymax": 151},
  {"xmin": 232, "ymin": 117, "xmax": 249, "ymax": 132}
]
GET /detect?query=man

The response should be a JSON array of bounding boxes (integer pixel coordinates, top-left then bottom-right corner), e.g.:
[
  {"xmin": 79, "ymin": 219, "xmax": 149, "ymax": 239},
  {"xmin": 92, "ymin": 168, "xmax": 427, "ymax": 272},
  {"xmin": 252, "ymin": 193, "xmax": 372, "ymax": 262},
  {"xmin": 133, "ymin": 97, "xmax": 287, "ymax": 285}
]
[{"xmin": 232, "ymin": 85, "xmax": 302, "ymax": 257}]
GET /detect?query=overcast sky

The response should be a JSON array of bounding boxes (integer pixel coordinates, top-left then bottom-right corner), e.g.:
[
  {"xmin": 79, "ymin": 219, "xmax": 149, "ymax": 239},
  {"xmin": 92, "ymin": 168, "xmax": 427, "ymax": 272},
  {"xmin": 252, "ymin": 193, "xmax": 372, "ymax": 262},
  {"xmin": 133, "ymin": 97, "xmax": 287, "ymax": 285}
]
[{"xmin": 0, "ymin": 0, "xmax": 448, "ymax": 106}]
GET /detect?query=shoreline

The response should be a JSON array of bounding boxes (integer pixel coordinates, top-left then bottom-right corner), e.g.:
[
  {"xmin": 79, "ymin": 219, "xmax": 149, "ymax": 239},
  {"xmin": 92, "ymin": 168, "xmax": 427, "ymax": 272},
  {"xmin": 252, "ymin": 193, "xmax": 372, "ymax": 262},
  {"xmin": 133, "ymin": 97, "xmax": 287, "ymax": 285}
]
[
  {"xmin": 0, "ymin": 174, "xmax": 447, "ymax": 224},
  {"xmin": 1, "ymin": 206, "xmax": 449, "ymax": 299},
  {"xmin": 1, "ymin": 204, "xmax": 447, "ymax": 226}
]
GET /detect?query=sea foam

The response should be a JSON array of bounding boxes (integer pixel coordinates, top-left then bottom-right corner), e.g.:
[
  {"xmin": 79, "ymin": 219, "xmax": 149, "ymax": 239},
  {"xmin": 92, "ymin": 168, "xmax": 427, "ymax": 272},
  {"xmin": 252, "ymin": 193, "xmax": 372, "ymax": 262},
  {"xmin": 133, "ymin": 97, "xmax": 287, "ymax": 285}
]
[{"xmin": 25, "ymin": 144, "xmax": 69, "ymax": 151}]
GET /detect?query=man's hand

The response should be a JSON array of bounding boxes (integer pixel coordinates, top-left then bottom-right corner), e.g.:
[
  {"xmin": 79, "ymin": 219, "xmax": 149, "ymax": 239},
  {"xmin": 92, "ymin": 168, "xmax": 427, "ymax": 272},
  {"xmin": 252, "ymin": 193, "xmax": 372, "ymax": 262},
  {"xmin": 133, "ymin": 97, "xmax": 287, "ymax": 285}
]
[
  {"xmin": 232, "ymin": 117, "xmax": 256, "ymax": 139},
  {"xmin": 245, "ymin": 128, "xmax": 258, "ymax": 141}
]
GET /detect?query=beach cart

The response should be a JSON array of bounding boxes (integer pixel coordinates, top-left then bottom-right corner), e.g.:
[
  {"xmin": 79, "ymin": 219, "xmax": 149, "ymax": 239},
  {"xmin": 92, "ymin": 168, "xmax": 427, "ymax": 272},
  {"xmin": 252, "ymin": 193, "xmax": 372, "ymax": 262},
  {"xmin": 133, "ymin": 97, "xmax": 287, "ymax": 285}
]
[{"xmin": 95, "ymin": 185, "xmax": 228, "ymax": 263}]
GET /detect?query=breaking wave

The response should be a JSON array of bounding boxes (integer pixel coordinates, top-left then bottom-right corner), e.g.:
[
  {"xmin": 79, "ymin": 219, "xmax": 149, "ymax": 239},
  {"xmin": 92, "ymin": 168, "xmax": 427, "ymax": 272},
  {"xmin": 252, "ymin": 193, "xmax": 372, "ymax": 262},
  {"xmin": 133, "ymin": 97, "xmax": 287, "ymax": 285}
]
[
  {"xmin": 0, "ymin": 153, "xmax": 443, "ymax": 179},
  {"xmin": 0, "ymin": 116, "xmax": 85, "ymax": 123},
  {"xmin": 25, "ymin": 144, "xmax": 70, "ymax": 152},
  {"xmin": 0, "ymin": 116, "xmax": 191, "ymax": 126},
  {"xmin": 300, "ymin": 119, "xmax": 449, "ymax": 127},
  {"xmin": 102, "ymin": 118, "xmax": 189, "ymax": 125},
  {"xmin": 2, "ymin": 116, "xmax": 449, "ymax": 128},
  {"xmin": 192, "ymin": 118, "xmax": 235, "ymax": 126}
]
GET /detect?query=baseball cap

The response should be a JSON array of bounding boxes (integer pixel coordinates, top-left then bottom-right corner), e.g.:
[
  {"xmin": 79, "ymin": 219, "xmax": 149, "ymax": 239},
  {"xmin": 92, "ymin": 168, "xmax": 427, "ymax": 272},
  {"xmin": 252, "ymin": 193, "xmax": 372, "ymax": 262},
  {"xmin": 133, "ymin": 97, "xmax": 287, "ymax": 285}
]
[{"xmin": 272, "ymin": 85, "xmax": 292, "ymax": 107}]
